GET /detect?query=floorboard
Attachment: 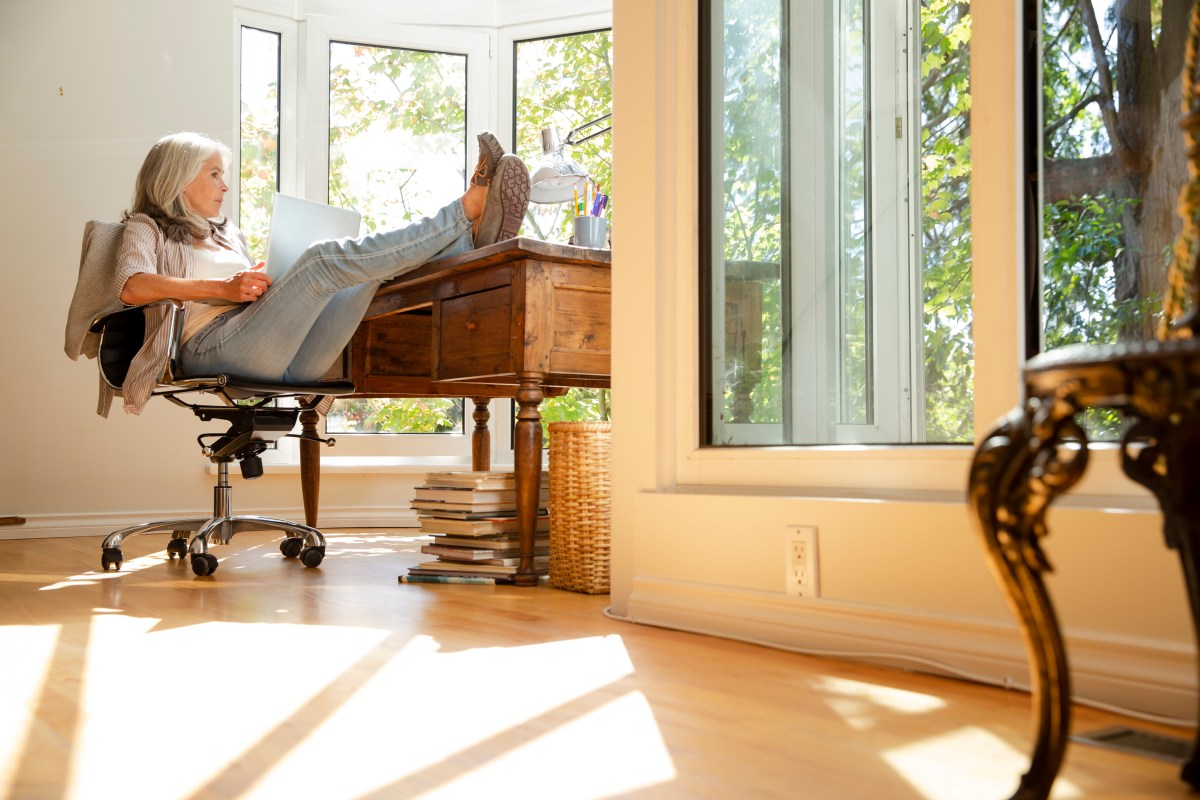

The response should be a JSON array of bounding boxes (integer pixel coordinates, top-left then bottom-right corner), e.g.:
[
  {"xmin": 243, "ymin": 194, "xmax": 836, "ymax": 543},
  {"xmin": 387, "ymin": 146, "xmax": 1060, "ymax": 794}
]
[{"xmin": 0, "ymin": 531, "xmax": 1192, "ymax": 799}]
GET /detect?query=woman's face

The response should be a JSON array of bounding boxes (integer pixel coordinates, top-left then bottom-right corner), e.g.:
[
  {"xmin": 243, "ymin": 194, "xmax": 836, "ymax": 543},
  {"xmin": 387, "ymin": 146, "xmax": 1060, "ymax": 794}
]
[{"xmin": 180, "ymin": 153, "xmax": 228, "ymax": 219}]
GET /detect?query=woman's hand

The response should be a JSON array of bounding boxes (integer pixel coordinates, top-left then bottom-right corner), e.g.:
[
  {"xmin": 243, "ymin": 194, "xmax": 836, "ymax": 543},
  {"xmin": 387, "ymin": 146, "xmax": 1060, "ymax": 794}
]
[{"xmin": 221, "ymin": 262, "xmax": 271, "ymax": 302}]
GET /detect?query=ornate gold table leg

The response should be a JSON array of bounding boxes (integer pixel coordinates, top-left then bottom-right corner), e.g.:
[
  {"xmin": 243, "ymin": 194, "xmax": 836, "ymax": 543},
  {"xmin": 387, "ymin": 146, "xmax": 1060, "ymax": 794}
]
[
  {"xmin": 513, "ymin": 375, "xmax": 546, "ymax": 587},
  {"xmin": 969, "ymin": 397, "xmax": 1089, "ymax": 800},
  {"xmin": 1121, "ymin": 413, "xmax": 1200, "ymax": 787}
]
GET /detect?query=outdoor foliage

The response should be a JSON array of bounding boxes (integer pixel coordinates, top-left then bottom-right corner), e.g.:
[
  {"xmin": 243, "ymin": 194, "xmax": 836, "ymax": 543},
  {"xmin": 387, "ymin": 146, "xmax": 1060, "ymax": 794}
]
[
  {"xmin": 920, "ymin": 0, "xmax": 973, "ymax": 442},
  {"xmin": 324, "ymin": 397, "xmax": 463, "ymax": 434},
  {"xmin": 1040, "ymin": 0, "xmax": 1188, "ymax": 436},
  {"xmin": 239, "ymin": 28, "xmax": 280, "ymax": 259}
]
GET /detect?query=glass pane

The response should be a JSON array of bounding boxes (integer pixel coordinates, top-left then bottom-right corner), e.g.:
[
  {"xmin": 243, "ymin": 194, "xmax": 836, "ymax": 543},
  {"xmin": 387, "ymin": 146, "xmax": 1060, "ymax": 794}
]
[
  {"xmin": 703, "ymin": 0, "xmax": 971, "ymax": 445},
  {"xmin": 1039, "ymin": 1, "xmax": 1185, "ymax": 438},
  {"xmin": 715, "ymin": 0, "xmax": 784, "ymax": 436},
  {"xmin": 325, "ymin": 40, "xmax": 468, "ymax": 435},
  {"xmin": 328, "ymin": 41, "xmax": 467, "ymax": 227},
  {"xmin": 515, "ymin": 29, "xmax": 614, "ymax": 432},
  {"xmin": 515, "ymin": 30, "xmax": 613, "ymax": 244},
  {"xmin": 325, "ymin": 397, "xmax": 463, "ymax": 434},
  {"xmin": 239, "ymin": 26, "xmax": 280, "ymax": 258},
  {"xmin": 920, "ymin": 0, "xmax": 973, "ymax": 442},
  {"xmin": 840, "ymin": 0, "xmax": 870, "ymax": 425}
]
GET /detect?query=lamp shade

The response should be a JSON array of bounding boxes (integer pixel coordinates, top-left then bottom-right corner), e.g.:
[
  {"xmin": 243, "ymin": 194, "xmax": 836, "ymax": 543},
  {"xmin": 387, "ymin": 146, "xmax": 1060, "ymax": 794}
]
[{"xmin": 530, "ymin": 127, "xmax": 590, "ymax": 204}]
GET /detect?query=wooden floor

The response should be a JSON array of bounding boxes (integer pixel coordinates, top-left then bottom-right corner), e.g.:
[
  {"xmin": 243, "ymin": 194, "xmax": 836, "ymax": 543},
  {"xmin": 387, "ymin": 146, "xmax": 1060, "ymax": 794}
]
[{"xmin": 0, "ymin": 531, "xmax": 1193, "ymax": 799}]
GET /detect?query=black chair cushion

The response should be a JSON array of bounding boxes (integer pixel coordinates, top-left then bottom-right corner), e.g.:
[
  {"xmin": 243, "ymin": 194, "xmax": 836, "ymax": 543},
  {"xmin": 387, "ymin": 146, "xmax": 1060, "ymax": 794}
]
[{"xmin": 94, "ymin": 306, "xmax": 356, "ymax": 399}]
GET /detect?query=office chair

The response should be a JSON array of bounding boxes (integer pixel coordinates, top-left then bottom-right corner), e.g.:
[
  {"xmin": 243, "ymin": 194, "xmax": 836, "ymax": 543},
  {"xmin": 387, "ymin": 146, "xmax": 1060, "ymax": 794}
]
[{"xmin": 91, "ymin": 299, "xmax": 355, "ymax": 577}]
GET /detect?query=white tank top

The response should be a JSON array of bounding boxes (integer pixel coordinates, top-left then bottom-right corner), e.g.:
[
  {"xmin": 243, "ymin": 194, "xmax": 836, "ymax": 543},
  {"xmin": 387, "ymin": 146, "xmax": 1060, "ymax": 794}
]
[{"xmin": 183, "ymin": 238, "xmax": 253, "ymax": 341}]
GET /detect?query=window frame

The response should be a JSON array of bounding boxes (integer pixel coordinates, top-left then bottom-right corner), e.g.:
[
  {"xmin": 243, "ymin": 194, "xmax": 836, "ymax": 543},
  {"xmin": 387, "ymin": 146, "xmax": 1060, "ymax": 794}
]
[
  {"xmin": 678, "ymin": 0, "xmax": 1144, "ymax": 500},
  {"xmin": 704, "ymin": 0, "xmax": 921, "ymax": 447},
  {"xmin": 231, "ymin": 9, "xmax": 299, "ymax": 216}
]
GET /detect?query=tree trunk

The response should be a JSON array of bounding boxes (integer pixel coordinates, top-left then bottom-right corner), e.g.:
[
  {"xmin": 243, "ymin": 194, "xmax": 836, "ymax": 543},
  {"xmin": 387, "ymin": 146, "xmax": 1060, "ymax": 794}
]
[{"xmin": 1133, "ymin": 70, "xmax": 1187, "ymax": 338}]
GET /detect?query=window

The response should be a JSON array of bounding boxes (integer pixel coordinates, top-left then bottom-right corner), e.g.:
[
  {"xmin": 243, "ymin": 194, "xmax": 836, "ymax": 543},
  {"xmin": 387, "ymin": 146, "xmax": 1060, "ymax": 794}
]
[
  {"xmin": 323, "ymin": 40, "xmax": 470, "ymax": 435},
  {"xmin": 234, "ymin": 7, "xmax": 608, "ymax": 458},
  {"xmin": 701, "ymin": 0, "xmax": 973, "ymax": 445},
  {"xmin": 1037, "ymin": 1, "xmax": 1185, "ymax": 437},
  {"xmin": 239, "ymin": 26, "xmax": 280, "ymax": 257}
]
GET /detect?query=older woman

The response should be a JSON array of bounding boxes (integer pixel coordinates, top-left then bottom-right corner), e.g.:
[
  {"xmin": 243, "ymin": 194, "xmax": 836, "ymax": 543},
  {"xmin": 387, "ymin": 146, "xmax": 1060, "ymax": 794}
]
[{"xmin": 101, "ymin": 130, "xmax": 529, "ymax": 414}]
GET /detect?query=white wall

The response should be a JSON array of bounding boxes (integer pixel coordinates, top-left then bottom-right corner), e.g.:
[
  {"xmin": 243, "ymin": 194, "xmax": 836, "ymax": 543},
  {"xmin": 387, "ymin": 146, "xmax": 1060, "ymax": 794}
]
[
  {"xmin": 609, "ymin": 0, "xmax": 1197, "ymax": 721},
  {"xmin": 0, "ymin": 0, "xmax": 233, "ymax": 523},
  {"xmin": 0, "ymin": 0, "xmax": 425, "ymax": 537}
]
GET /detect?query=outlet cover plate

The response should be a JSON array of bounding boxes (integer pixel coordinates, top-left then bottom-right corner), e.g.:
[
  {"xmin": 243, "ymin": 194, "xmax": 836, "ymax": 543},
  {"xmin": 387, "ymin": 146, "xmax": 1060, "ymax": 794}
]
[{"xmin": 785, "ymin": 525, "xmax": 819, "ymax": 598}]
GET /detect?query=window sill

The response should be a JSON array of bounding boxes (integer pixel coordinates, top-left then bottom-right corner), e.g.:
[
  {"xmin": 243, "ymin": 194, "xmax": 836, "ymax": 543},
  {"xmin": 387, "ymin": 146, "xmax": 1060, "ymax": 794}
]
[
  {"xmin": 676, "ymin": 441, "xmax": 1158, "ymax": 512},
  {"xmin": 209, "ymin": 455, "xmax": 515, "ymax": 477}
]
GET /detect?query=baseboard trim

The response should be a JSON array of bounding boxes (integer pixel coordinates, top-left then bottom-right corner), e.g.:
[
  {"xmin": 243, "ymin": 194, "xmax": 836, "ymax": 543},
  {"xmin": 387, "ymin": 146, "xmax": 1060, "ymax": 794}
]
[
  {"xmin": 1, "ymin": 507, "xmax": 421, "ymax": 540},
  {"xmin": 625, "ymin": 576, "xmax": 1197, "ymax": 723}
]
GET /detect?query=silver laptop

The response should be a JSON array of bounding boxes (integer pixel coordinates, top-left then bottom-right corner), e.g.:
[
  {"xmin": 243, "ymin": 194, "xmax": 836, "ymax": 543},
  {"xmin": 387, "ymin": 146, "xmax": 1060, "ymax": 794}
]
[{"xmin": 264, "ymin": 194, "xmax": 362, "ymax": 282}]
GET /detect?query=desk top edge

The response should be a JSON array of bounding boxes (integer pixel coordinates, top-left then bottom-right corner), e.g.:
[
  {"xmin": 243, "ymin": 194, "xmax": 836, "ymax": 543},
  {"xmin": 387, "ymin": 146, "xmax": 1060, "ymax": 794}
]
[{"xmin": 386, "ymin": 237, "xmax": 610, "ymax": 286}]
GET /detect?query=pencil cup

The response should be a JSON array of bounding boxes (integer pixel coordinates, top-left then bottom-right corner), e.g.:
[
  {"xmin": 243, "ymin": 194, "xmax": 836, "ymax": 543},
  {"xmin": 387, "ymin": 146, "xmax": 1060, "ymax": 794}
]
[{"xmin": 573, "ymin": 215, "xmax": 608, "ymax": 249}]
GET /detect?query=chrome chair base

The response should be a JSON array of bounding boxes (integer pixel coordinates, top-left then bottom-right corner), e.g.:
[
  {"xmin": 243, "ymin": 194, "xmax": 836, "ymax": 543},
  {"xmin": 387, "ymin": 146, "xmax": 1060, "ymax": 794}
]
[{"xmin": 99, "ymin": 461, "xmax": 326, "ymax": 576}]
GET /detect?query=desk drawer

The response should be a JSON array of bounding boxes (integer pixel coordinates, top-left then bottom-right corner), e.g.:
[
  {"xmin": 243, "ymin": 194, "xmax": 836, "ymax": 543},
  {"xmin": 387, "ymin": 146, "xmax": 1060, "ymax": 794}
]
[{"xmin": 434, "ymin": 286, "xmax": 515, "ymax": 381}]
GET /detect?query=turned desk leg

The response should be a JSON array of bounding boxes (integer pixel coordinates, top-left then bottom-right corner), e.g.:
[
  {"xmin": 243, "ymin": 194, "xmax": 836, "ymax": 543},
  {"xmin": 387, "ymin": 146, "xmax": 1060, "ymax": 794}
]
[
  {"xmin": 471, "ymin": 397, "xmax": 491, "ymax": 472},
  {"xmin": 299, "ymin": 407, "xmax": 322, "ymax": 529},
  {"xmin": 969, "ymin": 402, "xmax": 1089, "ymax": 800},
  {"xmin": 513, "ymin": 375, "xmax": 545, "ymax": 587}
]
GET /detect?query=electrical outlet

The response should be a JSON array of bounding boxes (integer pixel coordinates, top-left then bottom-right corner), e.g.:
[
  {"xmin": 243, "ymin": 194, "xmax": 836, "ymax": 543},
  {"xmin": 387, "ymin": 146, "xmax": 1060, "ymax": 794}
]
[{"xmin": 785, "ymin": 526, "xmax": 819, "ymax": 597}]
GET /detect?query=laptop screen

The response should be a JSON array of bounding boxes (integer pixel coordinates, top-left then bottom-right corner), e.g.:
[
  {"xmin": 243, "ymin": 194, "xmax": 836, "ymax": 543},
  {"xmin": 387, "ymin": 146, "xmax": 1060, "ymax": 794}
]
[{"xmin": 264, "ymin": 194, "xmax": 362, "ymax": 282}]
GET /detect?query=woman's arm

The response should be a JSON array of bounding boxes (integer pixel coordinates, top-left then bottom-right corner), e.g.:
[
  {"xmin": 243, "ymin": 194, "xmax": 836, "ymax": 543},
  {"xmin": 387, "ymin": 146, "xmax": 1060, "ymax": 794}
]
[
  {"xmin": 119, "ymin": 268, "xmax": 270, "ymax": 305},
  {"xmin": 116, "ymin": 214, "xmax": 271, "ymax": 305}
]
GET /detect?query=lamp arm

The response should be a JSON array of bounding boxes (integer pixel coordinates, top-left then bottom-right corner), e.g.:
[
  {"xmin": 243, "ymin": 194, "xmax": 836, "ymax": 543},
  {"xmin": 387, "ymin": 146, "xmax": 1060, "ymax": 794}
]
[{"xmin": 565, "ymin": 113, "xmax": 612, "ymax": 147}]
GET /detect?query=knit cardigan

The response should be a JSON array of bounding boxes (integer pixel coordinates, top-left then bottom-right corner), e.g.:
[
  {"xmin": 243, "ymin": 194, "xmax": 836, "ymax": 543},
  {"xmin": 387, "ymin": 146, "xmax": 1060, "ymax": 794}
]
[{"xmin": 64, "ymin": 214, "xmax": 251, "ymax": 416}]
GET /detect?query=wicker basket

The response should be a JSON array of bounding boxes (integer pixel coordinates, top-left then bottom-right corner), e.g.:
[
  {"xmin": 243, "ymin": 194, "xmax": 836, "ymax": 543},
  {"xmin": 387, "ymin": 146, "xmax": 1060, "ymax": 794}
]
[{"xmin": 548, "ymin": 421, "xmax": 612, "ymax": 594}]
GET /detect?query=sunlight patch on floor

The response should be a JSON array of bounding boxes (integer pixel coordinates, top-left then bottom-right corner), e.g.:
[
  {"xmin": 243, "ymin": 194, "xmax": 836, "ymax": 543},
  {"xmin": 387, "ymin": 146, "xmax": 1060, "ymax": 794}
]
[
  {"xmin": 813, "ymin": 675, "xmax": 946, "ymax": 731},
  {"xmin": 240, "ymin": 634, "xmax": 651, "ymax": 798},
  {"xmin": 0, "ymin": 624, "xmax": 61, "ymax": 791},
  {"xmin": 884, "ymin": 726, "xmax": 1084, "ymax": 800},
  {"xmin": 432, "ymin": 690, "xmax": 675, "ymax": 798},
  {"xmin": 38, "ymin": 550, "xmax": 173, "ymax": 591},
  {"xmin": 65, "ymin": 616, "xmax": 396, "ymax": 800}
]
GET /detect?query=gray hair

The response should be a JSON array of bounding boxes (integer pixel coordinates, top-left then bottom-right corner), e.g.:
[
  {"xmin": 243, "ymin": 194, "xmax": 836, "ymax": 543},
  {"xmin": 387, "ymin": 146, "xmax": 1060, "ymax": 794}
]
[{"xmin": 125, "ymin": 132, "xmax": 231, "ymax": 242}]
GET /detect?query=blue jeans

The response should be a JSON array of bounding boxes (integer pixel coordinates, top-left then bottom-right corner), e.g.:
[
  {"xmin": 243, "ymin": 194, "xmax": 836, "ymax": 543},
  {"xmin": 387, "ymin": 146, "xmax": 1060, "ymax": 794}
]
[{"xmin": 180, "ymin": 199, "xmax": 473, "ymax": 383}]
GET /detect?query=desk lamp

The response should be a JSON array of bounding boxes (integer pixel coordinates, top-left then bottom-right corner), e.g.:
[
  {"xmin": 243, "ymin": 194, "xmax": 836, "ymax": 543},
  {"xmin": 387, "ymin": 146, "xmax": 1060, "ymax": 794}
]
[{"xmin": 530, "ymin": 113, "xmax": 612, "ymax": 204}]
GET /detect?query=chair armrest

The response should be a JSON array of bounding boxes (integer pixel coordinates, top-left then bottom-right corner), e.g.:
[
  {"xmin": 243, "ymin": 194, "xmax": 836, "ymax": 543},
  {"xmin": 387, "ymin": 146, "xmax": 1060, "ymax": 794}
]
[{"xmin": 91, "ymin": 300, "xmax": 185, "ymax": 389}]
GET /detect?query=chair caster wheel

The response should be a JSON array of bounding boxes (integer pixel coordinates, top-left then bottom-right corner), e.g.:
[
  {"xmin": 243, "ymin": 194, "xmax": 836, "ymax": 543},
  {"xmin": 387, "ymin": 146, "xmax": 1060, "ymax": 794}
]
[
  {"xmin": 300, "ymin": 547, "xmax": 324, "ymax": 568},
  {"xmin": 167, "ymin": 538, "xmax": 189, "ymax": 560},
  {"xmin": 280, "ymin": 537, "xmax": 304, "ymax": 559},
  {"xmin": 191, "ymin": 553, "xmax": 219, "ymax": 576},
  {"xmin": 101, "ymin": 547, "xmax": 123, "ymax": 571}
]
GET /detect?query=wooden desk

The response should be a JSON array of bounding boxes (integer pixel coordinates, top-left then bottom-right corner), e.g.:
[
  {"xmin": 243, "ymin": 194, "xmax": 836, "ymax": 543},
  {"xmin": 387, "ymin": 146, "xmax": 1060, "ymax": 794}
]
[{"xmin": 300, "ymin": 237, "xmax": 612, "ymax": 586}]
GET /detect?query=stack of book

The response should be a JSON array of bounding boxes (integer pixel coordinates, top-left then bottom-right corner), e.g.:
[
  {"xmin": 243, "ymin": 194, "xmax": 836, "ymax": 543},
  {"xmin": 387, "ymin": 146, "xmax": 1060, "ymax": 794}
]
[{"xmin": 403, "ymin": 471, "xmax": 550, "ymax": 583}]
